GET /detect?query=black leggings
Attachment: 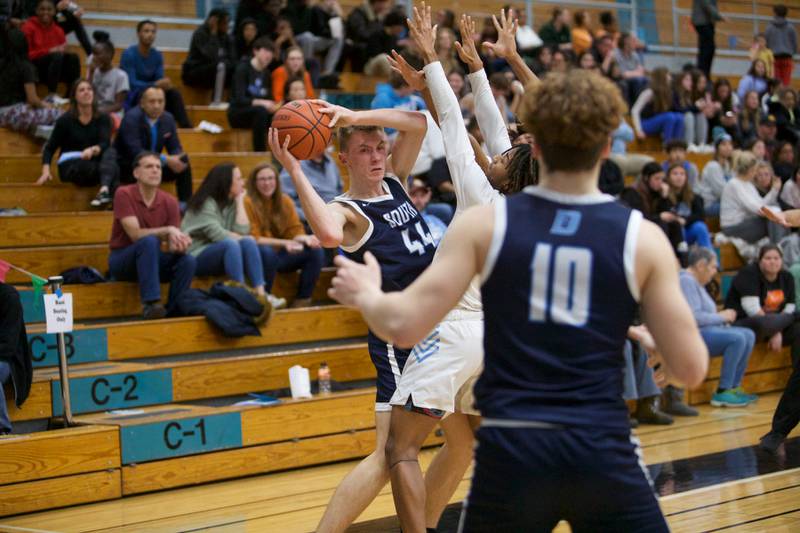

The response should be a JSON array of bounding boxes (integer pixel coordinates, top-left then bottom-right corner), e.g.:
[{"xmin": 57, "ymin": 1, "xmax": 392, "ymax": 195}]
[
  {"xmin": 57, "ymin": 9, "xmax": 91, "ymax": 55},
  {"xmin": 33, "ymin": 52, "xmax": 80, "ymax": 95},
  {"xmin": 227, "ymin": 105, "xmax": 272, "ymax": 152},
  {"xmin": 58, "ymin": 147, "xmax": 119, "ymax": 190}
]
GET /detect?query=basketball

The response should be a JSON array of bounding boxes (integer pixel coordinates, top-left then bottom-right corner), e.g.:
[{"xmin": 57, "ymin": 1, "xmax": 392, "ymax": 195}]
[{"xmin": 272, "ymin": 99, "xmax": 333, "ymax": 160}]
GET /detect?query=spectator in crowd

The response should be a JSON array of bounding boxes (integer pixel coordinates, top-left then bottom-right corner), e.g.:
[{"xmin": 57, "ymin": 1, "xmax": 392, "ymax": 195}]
[
  {"xmin": 361, "ymin": 7, "xmax": 406, "ymax": 77},
  {"xmin": 447, "ymin": 69, "xmax": 467, "ymax": 101},
  {"xmin": 21, "ymin": 0, "xmax": 80, "ymax": 99},
  {"xmin": 345, "ymin": 0, "xmax": 395, "ymax": 72},
  {"xmin": 505, "ymin": 4, "xmax": 542, "ymax": 58},
  {"xmin": 244, "ymin": 162, "xmax": 324, "ymax": 308},
  {"xmin": 279, "ymin": 149, "xmax": 343, "ymax": 224},
  {"xmin": 235, "ymin": 0, "xmax": 281, "ymax": 40},
  {"xmin": 624, "ymin": 326, "xmax": 673, "ymax": 426},
  {"xmin": 710, "ymin": 78, "xmax": 739, "ymax": 141},
  {"xmin": 726, "ymin": 243, "xmax": 799, "ymax": 362},
  {"xmin": 753, "ymin": 161, "xmax": 780, "ymax": 203},
  {"xmin": 662, "ymin": 140, "xmax": 700, "ymax": 187},
  {"xmin": 570, "ymin": 10, "xmax": 592, "ymax": 57},
  {"xmin": 181, "ymin": 8, "xmax": 236, "ymax": 104},
  {"xmin": 779, "ymin": 164, "xmax": 800, "ymax": 209},
  {"xmin": 11, "ymin": 0, "xmax": 92, "ymax": 55},
  {"xmin": 770, "ymin": 87, "xmax": 800, "ymax": 145},
  {"xmin": 36, "ymin": 79, "xmax": 119, "ymax": 208},
  {"xmin": 772, "ymin": 140, "xmax": 796, "ymax": 183},
  {"xmin": 436, "ymin": 26, "xmax": 461, "ymax": 75},
  {"xmin": 674, "ymin": 70, "xmax": 709, "ymax": 149},
  {"xmin": 738, "ymin": 90, "xmax": 762, "ymax": 147},
  {"xmin": 665, "ymin": 162, "xmax": 711, "ymax": 248},
  {"xmin": 696, "ymin": 129, "xmax": 734, "ymax": 215},
  {"xmin": 691, "ymin": 0, "xmax": 724, "ymax": 76},
  {"xmin": 721, "ymin": 150, "xmax": 788, "ymax": 243},
  {"xmin": 748, "ymin": 138, "xmax": 768, "ymax": 161},
  {"xmin": 108, "ymin": 151, "xmax": 196, "ymax": 319},
  {"xmin": 598, "ymin": 159, "xmax": 625, "ymax": 197},
  {"xmin": 408, "ymin": 177, "xmax": 447, "ymax": 245},
  {"xmin": 614, "ymin": 32, "xmax": 648, "ymax": 105},
  {"xmin": 758, "ymin": 113, "xmax": 779, "ymax": 159},
  {"xmin": 282, "ymin": 76, "xmax": 309, "ymax": 104},
  {"xmin": 528, "ymin": 45, "xmax": 552, "ymax": 77},
  {"xmin": 631, "ymin": 67, "xmax": 686, "ymax": 144},
  {"xmin": 681, "ymin": 247, "xmax": 757, "ymax": 407},
  {"xmin": 273, "ymin": 16, "xmax": 300, "ymax": 58},
  {"xmin": 590, "ymin": 34, "xmax": 616, "ymax": 78},
  {"xmin": 749, "ymin": 33, "xmax": 774, "ymax": 79},
  {"xmin": 764, "ymin": 4, "xmax": 797, "ymax": 88},
  {"xmin": 235, "ymin": 17, "xmax": 259, "ymax": 60},
  {"xmin": 538, "ymin": 7, "xmax": 571, "ymax": 51},
  {"xmin": 621, "ymin": 162, "xmax": 685, "ymax": 255},
  {"xmin": 371, "ymin": 70, "xmax": 425, "ymax": 116},
  {"xmin": 549, "ymin": 49, "xmax": 569, "ymax": 74},
  {"xmin": 120, "ymin": 19, "xmax": 192, "ymax": 128},
  {"xmin": 0, "ymin": 283, "xmax": 33, "ymax": 436},
  {"xmin": 181, "ymin": 163, "xmax": 270, "ymax": 300},
  {"xmin": 272, "ymin": 46, "xmax": 315, "ymax": 103},
  {"xmin": 0, "ymin": 26, "xmax": 61, "ymax": 135},
  {"xmin": 228, "ymin": 37, "xmax": 277, "ymax": 153},
  {"xmin": 282, "ymin": 0, "xmax": 344, "ymax": 80},
  {"xmin": 596, "ymin": 11, "xmax": 620, "ymax": 44},
  {"xmin": 115, "ymin": 86, "xmax": 193, "ymax": 203},
  {"xmin": 576, "ymin": 51, "xmax": 598, "ymax": 73},
  {"xmin": 88, "ymin": 31, "xmax": 129, "ymax": 118},
  {"xmin": 737, "ymin": 59, "xmax": 769, "ymax": 102},
  {"xmin": 609, "ymin": 118, "xmax": 655, "ymax": 178}
]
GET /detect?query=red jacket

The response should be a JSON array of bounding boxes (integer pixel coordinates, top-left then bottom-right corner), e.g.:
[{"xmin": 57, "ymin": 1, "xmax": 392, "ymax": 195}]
[{"xmin": 22, "ymin": 16, "xmax": 66, "ymax": 61}]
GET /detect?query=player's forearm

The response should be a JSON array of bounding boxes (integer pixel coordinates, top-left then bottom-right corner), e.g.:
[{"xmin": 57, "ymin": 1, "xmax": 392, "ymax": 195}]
[
  {"xmin": 353, "ymin": 109, "xmax": 427, "ymax": 135},
  {"xmin": 506, "ymin": 51, "xmax": 537, "ymax": 87},
  {"xmin": 289, "ymin": 168, "xmax": 343, "ymax": 246}
]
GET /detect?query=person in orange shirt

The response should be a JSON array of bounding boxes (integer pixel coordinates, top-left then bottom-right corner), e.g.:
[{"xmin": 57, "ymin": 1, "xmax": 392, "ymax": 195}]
[
  {"xmin": 244, "ymin": 162, "xmax": 324, "ymax": 308},
  {"xmin": 571, "ymin": 10, "xmax": 594, "ymax": 57},
  {"xmin": 271, "ymin": 46, "xmax": 315, "ymax": 103}
]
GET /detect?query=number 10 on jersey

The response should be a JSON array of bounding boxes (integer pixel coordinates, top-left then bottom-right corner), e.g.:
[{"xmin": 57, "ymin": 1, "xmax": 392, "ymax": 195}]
[{"xmin": 529, "ymin": 243, "xmax": 593, "ymax": 326}]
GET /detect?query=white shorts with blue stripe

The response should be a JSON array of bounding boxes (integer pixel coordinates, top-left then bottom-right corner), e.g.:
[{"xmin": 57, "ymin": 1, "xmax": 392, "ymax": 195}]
[{"xmin": 390, "ymin": 309, "xmax": 484, "ymax": 416}]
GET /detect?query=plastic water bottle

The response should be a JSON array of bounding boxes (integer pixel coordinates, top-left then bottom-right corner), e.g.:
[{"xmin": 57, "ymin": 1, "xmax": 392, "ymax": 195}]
[{"xmin": 318, "ymin": 362, "xmax": 332, "ymax": 394}]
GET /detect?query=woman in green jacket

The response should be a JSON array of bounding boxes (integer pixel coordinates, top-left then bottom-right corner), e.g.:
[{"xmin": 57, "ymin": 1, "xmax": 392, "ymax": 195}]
[{"xmin": 182, "ymin": 162, "xmax": 285, "ymax": 308}]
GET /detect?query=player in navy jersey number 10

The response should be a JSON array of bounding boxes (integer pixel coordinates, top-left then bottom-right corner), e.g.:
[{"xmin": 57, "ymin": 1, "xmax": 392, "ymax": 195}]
[{"xmin": 328, "ymin": 70, "xmax": 709, "ymax": 531}]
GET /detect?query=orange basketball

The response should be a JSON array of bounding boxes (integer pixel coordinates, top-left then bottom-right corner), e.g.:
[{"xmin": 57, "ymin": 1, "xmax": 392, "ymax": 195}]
[{"xmin": 272, "ymin": 99, "xmax": 333, "ymax": 160}]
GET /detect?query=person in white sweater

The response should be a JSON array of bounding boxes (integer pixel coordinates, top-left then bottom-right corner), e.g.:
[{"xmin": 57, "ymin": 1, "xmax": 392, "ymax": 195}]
[
  {"xmin": 694, "ymin": 130, "xmax": 734, "ymax": 216},
  {"xmin": 720, "ymin": 150, "xmax": 788, "ymax": 243},
  {"xmin": 780, "ymin": 165, "xmax": 800, "ymax": 209}
]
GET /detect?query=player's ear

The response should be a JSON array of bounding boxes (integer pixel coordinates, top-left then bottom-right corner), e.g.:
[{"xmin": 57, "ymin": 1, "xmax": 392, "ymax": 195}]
[
  {"xmin": 338, "ymin": 150, "xmax": 347, "ymax": 165},
  {"xmin": 601, "ymin": 138, "xmax": 612, "ymax": 159}
]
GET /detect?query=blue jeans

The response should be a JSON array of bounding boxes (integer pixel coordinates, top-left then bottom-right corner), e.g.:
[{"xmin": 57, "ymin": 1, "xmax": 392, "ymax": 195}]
[
  {"xmin": 259, "ymin": 244, "xmax": 325, "ymax": 299},
  {"xmin": 701, "ymin": 326, "xmax": 756, "ymax": 390},
  {"xmin": 705, "ymin": 201, "xmax": 720, "ymax": 217},
  {"xmin": 108, "ymin": 235, "xmax": 197, "ymax": 308},
  {"xmin": 0, "ymin": 360, "xmax": 12, "ymax": 433},
  {"xmin": 684, "ymin": 220, "xmax": 712, "ymax": 248},
  {"xmin": 195, "ymin": 237, "xmax": 264, "ymax": 289},
  {"xmin": 641, "ymin": 112, "xmax": 685, "ymax": 143},
  {"xmin": 622, "ymin": 340, "xmax": 661, "ymax": 400},
  {"xmin": 425, "ymin": 203, "xmax": 454, "ymax": 225}
]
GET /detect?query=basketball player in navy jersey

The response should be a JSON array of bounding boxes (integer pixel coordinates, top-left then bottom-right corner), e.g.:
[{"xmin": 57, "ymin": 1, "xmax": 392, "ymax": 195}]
[
  {"xmin": 269, "ymin": 107, "xmax": 466, "ymax": 533},
  {"xmin": 328, "ymin": 69, "xmax": 709, "ymax": 531}
]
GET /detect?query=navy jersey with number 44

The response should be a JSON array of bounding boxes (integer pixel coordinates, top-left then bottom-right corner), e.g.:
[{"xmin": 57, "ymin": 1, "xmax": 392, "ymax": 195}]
[
  {"xmin": 478, "ymin": 187, "xmax": 643, "ymax": 430},
  {"xmin": 332, "ymin": 176, "xmax": 435, "ymax": 292}
]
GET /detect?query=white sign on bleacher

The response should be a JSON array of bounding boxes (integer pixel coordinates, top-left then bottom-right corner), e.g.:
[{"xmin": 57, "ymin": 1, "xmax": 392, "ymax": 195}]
[{"xmin": 43, "ymin": 293, "xmax": 73, "ymax": 334}]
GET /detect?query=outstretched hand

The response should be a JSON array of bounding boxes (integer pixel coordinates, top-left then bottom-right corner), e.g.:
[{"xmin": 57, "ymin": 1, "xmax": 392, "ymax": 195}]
[
  {"xmin": 387, "ymin": 49, "xmax": 426, "ymax": 92},
  {"xmin": 407, "ymin": 2, "xmax": 437, "ymax": 63},
  {"xmin": 268, "ymin": 127, "xmax": 300, "ymax": 175},
  {"xmin": 761, "ymin": 205, "xmax": 790, "ymax": 227},
  {"xmin": 454, "ymin": 14, "xmax": 483, "ymax": 72},
  {"xmin": 482, "ymin": 9, "xmax": 519, "ymax": 59},
  {"xmin": 328, "ymin": 252, "xmax": 383, "ymax": 308},
  {"xmin": 315, "ymin": 100, "xmax": 357, "ymax": 128}
]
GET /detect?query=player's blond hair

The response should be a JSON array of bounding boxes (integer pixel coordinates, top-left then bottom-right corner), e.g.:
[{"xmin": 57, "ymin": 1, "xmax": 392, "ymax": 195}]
[
  {"xmin": 338, "ymin": 125, "xmax": 385, "ymax": 152},
  {"xmin": 519, "ymin": 70, "xmax": 626, "ymax": 172}
]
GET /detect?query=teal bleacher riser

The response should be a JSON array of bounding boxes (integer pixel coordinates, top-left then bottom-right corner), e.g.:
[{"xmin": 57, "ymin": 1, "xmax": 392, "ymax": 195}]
[
  {"xmin": 51, "ymin": 370, "xmax": 173, "ymax": 416},
  {"xmin": 27, "ymin": 328, "xmax": 109, "ymax": 368}
]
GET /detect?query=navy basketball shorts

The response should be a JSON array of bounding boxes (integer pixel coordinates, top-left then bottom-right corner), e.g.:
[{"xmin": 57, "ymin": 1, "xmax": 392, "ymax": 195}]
[
  {"xmin": 368, "ymin": 333, "xmax": 411, "ymax": 412},
  {"xmin": 458, "ymin": 425, "xmax": 669, "ymax": 532}
]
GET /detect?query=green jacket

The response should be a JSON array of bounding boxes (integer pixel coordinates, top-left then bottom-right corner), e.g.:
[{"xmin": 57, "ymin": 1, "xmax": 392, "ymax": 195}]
[
  {"xmin": 181, "ymin": 197, "xmax": 250, "ymax": 257},
  {"xmin": 538, "ymin": 22, "xmax": 571, "ymax": 46}
]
